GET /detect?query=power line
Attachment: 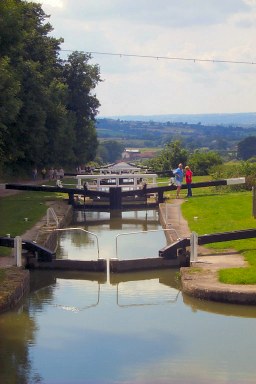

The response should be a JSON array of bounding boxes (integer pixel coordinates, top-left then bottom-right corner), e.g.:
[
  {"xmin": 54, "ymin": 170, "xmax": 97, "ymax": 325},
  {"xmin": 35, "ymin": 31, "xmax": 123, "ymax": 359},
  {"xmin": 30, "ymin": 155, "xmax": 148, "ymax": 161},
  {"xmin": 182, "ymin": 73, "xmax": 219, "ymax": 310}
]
[{"xmin": 61, "ymin": 49, "xmax": 256, "ymax": 65}]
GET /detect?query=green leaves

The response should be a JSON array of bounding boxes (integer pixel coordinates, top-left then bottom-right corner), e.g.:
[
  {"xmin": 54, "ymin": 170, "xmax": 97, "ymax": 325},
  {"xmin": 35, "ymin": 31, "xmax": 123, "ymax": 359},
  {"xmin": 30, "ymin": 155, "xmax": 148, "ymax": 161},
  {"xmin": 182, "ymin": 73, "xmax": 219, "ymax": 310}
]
[
  {"xmin": 63, "ymin": 51, "xmax": 101, "ymax": 165},
  {"xmin": 0, "ymin": 1, "xmax": 101, "ymax": 173}
]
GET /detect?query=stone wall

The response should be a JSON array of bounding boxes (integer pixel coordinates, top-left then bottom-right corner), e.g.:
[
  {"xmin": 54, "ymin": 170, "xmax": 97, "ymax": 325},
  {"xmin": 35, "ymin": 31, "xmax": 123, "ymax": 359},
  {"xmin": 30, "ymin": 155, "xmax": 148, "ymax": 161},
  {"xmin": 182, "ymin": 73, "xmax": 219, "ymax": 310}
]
[{"xmin": 0, "ymin": 268, "xmax": 30, "ymax": 314}]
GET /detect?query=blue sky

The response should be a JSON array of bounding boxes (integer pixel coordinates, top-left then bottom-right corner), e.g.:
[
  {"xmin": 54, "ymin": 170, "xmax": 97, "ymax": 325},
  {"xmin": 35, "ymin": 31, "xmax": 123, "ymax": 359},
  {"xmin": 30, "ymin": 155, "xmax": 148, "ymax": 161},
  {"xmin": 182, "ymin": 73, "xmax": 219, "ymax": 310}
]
[{"xmin": 34, "ymin": 0, "xmax": 256, "ymax": 117}]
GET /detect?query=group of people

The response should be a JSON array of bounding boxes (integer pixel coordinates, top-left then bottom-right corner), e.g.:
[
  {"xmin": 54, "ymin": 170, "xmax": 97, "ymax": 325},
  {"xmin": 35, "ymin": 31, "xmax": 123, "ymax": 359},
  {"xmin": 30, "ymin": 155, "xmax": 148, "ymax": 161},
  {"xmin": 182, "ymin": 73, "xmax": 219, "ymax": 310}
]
[
  {"xmin": 32, "ymin": 167, "xmax": 64, "ymax": 181},
  {"xmin": 172, "ymin": 163, "xmax": 193, "ymax": 199}
]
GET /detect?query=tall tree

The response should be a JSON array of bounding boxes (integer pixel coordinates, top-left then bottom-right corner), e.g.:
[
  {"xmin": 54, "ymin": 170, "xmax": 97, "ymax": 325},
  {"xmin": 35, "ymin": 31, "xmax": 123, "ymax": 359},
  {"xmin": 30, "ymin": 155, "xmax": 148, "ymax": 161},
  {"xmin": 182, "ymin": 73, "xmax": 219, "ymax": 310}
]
[
  {"xmin": 63, "ymin": 51, "xmax": 101, "ymax": 165},
  {"xmin": 0, "ymin": 1, "xmax": 102, "ymax": 174},
  {"xmin": 0, "ymin": 1, "xmax": 65, "ymax": 170},
  {"xmin": 0, "ymin": 57, "xmax": 21, "ymax": 162}
]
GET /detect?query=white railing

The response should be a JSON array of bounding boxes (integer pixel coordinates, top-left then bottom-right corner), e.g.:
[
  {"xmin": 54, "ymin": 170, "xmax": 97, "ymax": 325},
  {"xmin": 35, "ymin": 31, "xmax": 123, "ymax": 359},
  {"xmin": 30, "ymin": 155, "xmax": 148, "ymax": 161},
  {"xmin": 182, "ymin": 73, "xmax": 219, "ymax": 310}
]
[{"xmin": 47, "ymin": 208, "xmax": 59, "ymax": 227}]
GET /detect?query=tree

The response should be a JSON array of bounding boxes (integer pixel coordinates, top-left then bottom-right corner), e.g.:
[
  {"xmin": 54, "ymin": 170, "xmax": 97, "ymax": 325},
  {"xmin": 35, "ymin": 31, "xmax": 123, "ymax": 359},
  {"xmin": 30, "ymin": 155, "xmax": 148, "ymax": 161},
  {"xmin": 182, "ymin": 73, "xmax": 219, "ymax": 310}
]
[
  {"xmin": 0, "ymin": 0, "xmax": 65, "ymax": 171},
  {"xmin": 189, "ymin": 150, "xmax": 223, "ymax": 175},
  {"xmin": 237, "ymin": 136, "xmax": 256, "ymax": 160},
  {"xmin": 0, "ymin": 1, "xmax": 102, "ymax": 174},
  {"xmin": 63, "ymin": 51, "xmax": 102, "ymax": 165},
  {"xmin": 97, "ymin": 141, "xmax": 125, "ymax": 163},
  {"xmin": 0, "ymin": 57, "xmax": 21, "ymax": 162},
  {"xmin": 147, "ymin": 140, "xmax": 188, "ymax": 172}
]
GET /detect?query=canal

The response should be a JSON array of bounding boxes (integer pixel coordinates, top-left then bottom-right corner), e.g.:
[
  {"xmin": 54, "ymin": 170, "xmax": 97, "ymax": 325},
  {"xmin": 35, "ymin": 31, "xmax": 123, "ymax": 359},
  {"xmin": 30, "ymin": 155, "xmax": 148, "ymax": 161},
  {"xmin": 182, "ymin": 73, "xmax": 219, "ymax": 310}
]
[{"xmin": 0, "ymin": 210, "xmax": 256, "ymax": 383}]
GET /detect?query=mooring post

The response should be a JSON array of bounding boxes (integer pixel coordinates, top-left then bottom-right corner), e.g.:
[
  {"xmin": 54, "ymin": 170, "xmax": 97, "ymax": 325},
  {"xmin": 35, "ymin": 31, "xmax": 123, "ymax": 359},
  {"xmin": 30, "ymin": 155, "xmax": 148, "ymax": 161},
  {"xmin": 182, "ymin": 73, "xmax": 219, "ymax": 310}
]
[
  {"xmin": 14, "ymin": 236, "xmax": 22, "ymax": 267},
  {"xmin": 190, "ymin": 231, "xmax": 198, "ymax": 263},
  {"xmin": 158, "ymin": 190, "xmax": 164, "ymax": 203},
  {"xmin": 68, "ymin": 192, "xmax": 75, "ymax": 205}
]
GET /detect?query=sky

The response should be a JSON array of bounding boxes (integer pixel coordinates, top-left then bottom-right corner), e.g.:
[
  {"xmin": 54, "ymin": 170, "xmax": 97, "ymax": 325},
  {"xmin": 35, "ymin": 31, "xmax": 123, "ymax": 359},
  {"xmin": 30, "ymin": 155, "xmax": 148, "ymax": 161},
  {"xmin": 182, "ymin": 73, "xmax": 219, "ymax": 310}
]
[{"xmin": 33, "ymin": 0, "xmax": 256, "ymax": 117}]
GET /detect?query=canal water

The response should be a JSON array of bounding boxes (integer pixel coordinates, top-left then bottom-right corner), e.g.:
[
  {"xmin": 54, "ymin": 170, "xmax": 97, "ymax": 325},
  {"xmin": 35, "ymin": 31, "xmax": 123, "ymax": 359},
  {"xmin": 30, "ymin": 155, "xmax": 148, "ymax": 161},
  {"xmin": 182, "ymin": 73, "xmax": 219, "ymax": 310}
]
[{"xmin": 1, "ymin": 210, "xmax": 256, "ymax": 384}]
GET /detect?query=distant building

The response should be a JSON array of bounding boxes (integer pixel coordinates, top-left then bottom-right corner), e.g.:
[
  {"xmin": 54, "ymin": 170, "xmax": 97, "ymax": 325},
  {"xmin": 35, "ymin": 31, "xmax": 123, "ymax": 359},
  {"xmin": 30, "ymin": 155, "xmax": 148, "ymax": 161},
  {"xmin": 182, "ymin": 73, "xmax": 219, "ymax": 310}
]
[
  {"xmin": 122, "ymin": 149, "xmax": 140, "ymax": 160},
  {"xmin": 138, "ymin": 151, "xmax": 156, "ymax": 160}
]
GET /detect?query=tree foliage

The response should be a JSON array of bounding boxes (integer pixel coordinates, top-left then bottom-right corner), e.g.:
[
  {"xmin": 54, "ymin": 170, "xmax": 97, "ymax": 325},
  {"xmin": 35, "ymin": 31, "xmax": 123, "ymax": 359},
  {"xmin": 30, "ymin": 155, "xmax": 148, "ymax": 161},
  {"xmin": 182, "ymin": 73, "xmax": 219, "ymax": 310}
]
[
  {"xmin": 0, "ymin": 0, "xmax": 101, "ymax": 175},
  {"xmin": 146, "ymin": 140, "xmax": 188, "ymax": 172},
  {"xmin": 189, "ymin": 150, "xmax": 223, "ymax": 175},
  {"xmin": 63, "ymin": 51, "xmax": 101, "ymax": 165},
  {"xmin": 97, "ymin": 141, "xmax": 125, "ymax": 163},
  {"xmin": 146, "ymin": 140, "xmax": 223, "ymax": 176}
]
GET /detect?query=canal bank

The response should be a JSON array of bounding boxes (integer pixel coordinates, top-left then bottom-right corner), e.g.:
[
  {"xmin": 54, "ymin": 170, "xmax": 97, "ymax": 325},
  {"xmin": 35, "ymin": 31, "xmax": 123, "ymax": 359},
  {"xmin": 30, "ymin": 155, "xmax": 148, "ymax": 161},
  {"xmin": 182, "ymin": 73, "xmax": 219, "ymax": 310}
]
[
  {"xmin": 159, "ymin": 201, "xmax": 256, "ymax": 305},
  {"xmin": 0, "ymin": 197, "xmax": 72, "ymax": 313}
]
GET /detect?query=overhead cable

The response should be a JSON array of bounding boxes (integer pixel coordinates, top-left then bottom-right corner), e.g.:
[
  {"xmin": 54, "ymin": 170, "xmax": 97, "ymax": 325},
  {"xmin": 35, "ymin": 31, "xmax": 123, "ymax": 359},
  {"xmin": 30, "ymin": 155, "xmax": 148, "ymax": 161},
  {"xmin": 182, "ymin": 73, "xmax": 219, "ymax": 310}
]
[{"xmin": 61, "ymin": 49, "xmax": 256, "ymax": 65}]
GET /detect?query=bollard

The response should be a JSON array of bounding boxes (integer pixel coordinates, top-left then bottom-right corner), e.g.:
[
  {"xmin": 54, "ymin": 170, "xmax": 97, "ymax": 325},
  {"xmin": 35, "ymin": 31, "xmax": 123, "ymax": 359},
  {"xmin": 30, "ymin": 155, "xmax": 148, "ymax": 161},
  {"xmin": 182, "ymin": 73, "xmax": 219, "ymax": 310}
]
[
  {"xmin": 14, "ymin": 236, "xmax": 22, "ymax": 267},
  {"xmin": 253, "ymin": 186, "xmax": 256, "ymax": 219},
  {"xmin": 190, "ymin": 231, "xmax": 198, "ymax": 263}
]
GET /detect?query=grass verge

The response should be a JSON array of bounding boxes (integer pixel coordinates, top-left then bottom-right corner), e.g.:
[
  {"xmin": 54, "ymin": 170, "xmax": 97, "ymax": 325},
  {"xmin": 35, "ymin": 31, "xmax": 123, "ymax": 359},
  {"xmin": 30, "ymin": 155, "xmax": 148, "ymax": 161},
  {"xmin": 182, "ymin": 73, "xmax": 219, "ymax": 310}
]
[
  {"xmin": 0, "ymin": 190, "xmax": 66, "ymax": 256},
  {"xmin": 181, "ymin": 190, "xmax": 256, "ymax": 284}
]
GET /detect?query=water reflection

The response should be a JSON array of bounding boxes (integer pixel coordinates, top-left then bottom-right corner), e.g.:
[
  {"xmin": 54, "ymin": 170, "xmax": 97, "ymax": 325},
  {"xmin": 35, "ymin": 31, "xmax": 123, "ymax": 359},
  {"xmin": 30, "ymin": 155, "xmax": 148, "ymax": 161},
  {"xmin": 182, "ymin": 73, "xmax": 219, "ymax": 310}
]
[
  {"xmin": 29, "ymin": 269, "xmax": 180, "ymax": 312},
  {"xmin": 2, "ymin": 210, "xmax": 256, "ymax": 383},
  {"xmin": 56, "ymin": 209, "xmax": 168, "ymax": 261},
  {"xmin": 183, "ymin": 292, "xmax": 256, "ymax": 318},
  {"xmin": 2, "ymin": 267, "xmax": 256, "ymax": 383},
  {"xmin": 0, "ymin": 301, "xmax": 42, "ymax": 383}
]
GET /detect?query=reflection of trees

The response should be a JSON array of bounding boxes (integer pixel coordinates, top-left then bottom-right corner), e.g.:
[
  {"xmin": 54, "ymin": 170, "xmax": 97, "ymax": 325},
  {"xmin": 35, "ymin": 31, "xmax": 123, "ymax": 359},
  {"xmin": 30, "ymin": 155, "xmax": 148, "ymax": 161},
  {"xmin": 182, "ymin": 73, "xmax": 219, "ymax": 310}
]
[
  {"xmin": 0, "ymin": 310, "xmax": 42, "ymax": 384},
  {"xmin": 0, "ymin": 271, "xmax": 58, "ymax": 383},
  {"xmin": 57, "ymin": 231, "xmax": 96, "ymax": 259},
  {"xmin": 67, "ymin": 231, "xmax": 95, "ymax": 249}
]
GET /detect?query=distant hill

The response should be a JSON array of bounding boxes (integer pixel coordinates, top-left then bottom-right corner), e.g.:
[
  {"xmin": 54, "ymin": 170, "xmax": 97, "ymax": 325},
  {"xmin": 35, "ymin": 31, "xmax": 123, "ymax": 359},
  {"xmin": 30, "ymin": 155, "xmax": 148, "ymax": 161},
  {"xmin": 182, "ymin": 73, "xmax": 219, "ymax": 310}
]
[
  {"xmin": 103, "ymin": 112, "xmax": 256, "ymax": 126},
  {"xmin": 96, "ymin": 114, "xmax": 256, "ymax": 151}
]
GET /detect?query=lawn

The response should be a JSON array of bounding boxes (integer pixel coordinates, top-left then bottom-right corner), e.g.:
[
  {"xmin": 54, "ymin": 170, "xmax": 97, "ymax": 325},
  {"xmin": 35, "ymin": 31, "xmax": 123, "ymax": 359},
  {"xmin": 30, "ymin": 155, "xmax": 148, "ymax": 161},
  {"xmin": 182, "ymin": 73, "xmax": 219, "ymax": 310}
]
[
  {"xmin": 0, "ymin": 190, "xmax": 65, "ymax": 255},
  {"xmin": 180, "ymin": 190, "xmax": 256, "ymax": 284}
]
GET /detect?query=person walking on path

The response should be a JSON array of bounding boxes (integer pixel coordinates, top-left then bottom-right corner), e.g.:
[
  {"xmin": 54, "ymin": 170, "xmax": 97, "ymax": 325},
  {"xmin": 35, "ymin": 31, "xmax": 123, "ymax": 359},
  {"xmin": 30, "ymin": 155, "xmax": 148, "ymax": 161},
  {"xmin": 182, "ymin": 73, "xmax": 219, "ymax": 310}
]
[
  {"xmin": 185, "ymin": 165, "xmax": 193, "ymax": 197},
  {"xmin": 173, "ymin": 163, "xmax": 184, "ymax": 198}
]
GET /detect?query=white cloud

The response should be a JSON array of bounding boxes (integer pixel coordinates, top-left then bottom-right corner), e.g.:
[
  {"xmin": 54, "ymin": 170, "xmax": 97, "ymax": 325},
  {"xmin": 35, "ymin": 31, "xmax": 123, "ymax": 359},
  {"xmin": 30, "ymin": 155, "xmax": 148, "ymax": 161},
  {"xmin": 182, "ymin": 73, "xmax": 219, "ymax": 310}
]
[
  {"xmin": 39, "ymin": 0, "xmax": 64, "ymax": 9},
  {"xmin": 35, "ymin": 0, "xmax": 256, "ymax": 116}
]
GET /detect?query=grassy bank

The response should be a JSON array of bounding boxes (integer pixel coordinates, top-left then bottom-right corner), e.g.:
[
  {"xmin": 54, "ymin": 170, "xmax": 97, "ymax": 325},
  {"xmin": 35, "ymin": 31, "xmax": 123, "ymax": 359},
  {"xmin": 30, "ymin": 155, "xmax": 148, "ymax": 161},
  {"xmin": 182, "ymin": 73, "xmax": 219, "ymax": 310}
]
[
  {"xmin": 0, "ymin": 190, "xmax": 65, "ymax": 256},
  {"xmin": 181, "ymin": 190, "xmax": 256, "ymax": 284}
]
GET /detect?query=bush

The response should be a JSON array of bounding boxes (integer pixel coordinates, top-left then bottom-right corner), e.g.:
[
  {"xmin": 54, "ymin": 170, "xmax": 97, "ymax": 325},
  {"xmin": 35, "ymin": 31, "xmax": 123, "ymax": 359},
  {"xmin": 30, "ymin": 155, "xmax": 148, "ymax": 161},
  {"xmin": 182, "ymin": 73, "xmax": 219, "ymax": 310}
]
[{"xmin": 210, "ymin": 161, "xmax": 256, "ymax": 191}]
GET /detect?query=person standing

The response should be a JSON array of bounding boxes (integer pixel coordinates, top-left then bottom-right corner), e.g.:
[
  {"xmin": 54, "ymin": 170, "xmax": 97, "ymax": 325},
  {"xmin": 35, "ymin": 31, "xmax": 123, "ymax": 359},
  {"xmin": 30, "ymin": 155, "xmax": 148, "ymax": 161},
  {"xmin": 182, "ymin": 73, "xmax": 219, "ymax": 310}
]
[
  {"xmin": 185, "ymin": 165, "xmax": 193, "ymax": 197},
  {"xmin": 32, "ymin": 167, "xmax": 37, "ymax": 180},
  {"xmin": 41, "ymin": 167, "xmax": 47, "ymax": 180},
  {"xmin": 173, "ymin": 163, "xmax": 184, "ymax": 198}
]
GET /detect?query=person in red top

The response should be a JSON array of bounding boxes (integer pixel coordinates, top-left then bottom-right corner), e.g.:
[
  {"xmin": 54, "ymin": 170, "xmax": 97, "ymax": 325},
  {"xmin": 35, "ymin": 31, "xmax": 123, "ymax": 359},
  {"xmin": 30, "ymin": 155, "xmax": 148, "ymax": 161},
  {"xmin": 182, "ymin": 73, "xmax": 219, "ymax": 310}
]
[{"xmin": 185, "ymin": 165, "xmax": 193, "ymax": 197}]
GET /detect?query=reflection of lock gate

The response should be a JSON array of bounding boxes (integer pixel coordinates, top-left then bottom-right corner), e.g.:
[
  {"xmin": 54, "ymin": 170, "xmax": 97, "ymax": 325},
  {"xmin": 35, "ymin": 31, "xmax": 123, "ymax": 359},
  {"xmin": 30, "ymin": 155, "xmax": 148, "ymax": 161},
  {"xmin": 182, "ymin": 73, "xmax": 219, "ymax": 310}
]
[{"xmin": 45, "ymin": 272, "xmax": 180, "ymax": 313}]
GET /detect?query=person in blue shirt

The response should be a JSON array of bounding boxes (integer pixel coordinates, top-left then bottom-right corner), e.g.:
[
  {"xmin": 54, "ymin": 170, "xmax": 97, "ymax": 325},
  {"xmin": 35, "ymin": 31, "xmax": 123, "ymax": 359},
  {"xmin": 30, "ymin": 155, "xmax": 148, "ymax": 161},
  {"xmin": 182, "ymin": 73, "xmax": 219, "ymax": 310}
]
[{"xmin": 173, "ymin": 163, "xmax": 184, "ymax": 198}]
